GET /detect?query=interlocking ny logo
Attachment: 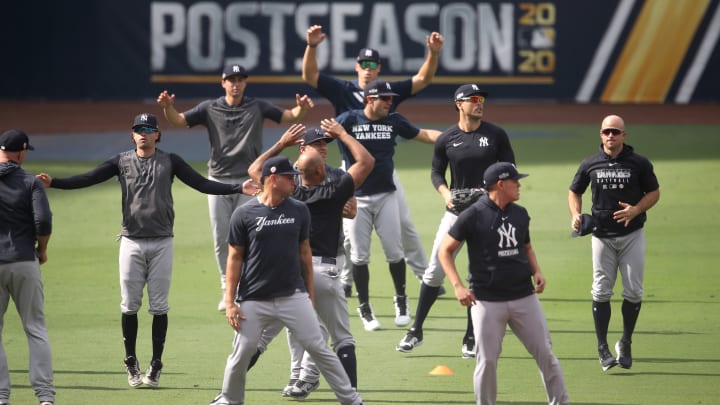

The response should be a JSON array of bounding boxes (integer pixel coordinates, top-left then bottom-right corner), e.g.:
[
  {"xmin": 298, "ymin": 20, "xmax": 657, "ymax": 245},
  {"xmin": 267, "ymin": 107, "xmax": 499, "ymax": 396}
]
[
  {"xmin": 472, "ymin": 84, "xmax": 479, "ymax": 91},
  {"xmin": 497, "ymin": 223, "xmax": 517, "ymax": 248},
  {"xmin": 140, "ymin": 113, "xmax": 149, "ymax": 123},
  {"xmin": 364, "ymin": 49, "xmax": 373, "ymax": 57},
  {"xmin": 232, "ymin": 65, "xmax": 240, "ymax": 73}
]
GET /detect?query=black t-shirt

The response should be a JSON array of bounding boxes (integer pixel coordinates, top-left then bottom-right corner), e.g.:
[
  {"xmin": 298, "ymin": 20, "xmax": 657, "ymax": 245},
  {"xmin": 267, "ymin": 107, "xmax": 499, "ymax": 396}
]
[{"xmin": 292, "ymin": 173, "xmax": 355, "ymax": 257}]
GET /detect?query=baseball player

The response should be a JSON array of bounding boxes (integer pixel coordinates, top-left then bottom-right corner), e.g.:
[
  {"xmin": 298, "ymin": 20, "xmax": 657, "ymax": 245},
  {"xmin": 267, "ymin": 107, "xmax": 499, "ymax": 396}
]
[
  {"xmin": 302, "ymin": 24, "xmax": 445, "ymax": 297},
  {"xmin": 568, "ymin": 114, "xmax": 660, "ymax": 371},
  {"xmin": 157, "ymin": 63, "xmax": 314, "ymax": 311},
  {"xmin": 0, "ymin": 130, "xmax": 55, "ymax": 405},
  {"xmin": 397, "ymin": 85, "xmax": 516, "ymax": 358},
  {"xmin": 244, "ymin": 123, "xmax": 374, "ymax": 399},
  {"xmin": 37, "ymin": 114, "xmax": 245, "ymax": 388},
  {"xmin": 440, "ymin": 162, "xmax": 569, "ymax": 405},
  {"xmin": 334, "ymin": 80, "xmax": 441, "ymax": 331},
  {"xmin": 209, "ymin": 156, "xmax": 364, "ymax": 405}
]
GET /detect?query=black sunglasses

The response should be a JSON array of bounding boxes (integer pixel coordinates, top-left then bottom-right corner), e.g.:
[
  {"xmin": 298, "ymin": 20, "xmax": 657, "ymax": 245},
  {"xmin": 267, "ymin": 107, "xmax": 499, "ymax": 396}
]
[{"xmin": 601, "ymin": 128, "xmax": 624, "ymax": 135}]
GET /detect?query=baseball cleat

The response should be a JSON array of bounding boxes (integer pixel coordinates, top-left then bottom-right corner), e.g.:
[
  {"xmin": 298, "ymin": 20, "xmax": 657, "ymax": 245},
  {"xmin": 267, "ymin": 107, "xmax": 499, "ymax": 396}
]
[
  {"xmin": 396, "ymin": 329, "xmax": 423, "ymax": 353},
  {"xmin": 357, "ymin": 303, "xmax": 381, "ymax": 331},
  {"xmin": 393, "ymin": 295, "xmax": 411, "ymax": 326},
  {"xmin": 598, "ymin": 343, "xmax": 618, "ymax": 371},
  {"xmin": 142, "ymin": 358, "xmax": 163, "ymax": 387},
  {"xmin": 615, "ymin": 339, "xmax": 632, "ymax": 369},
  {"xmin": 124, "ymin": 356, "xmax": 143, "ymax": 387},
  {"xmin": 288, "ymin": 379, "xmax": 320, "ymax": 399},
  {"xmin": 281, "ymin": 378, "xmax": 298, "ymax": 397},
  {"xmin": 461, "ymin": 335, "xmax": 476, "ymax": 359}
]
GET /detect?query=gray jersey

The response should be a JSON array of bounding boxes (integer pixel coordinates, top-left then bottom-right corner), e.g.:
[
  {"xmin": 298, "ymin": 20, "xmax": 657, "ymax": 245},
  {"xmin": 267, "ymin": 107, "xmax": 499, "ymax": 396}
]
[
  {"xmin": 50, "ymin": 149, "xmax": 242, "ymax": 237},
  {"xmin": 183, "ymin": 96, "xmax": 284, "ymax": 178}
]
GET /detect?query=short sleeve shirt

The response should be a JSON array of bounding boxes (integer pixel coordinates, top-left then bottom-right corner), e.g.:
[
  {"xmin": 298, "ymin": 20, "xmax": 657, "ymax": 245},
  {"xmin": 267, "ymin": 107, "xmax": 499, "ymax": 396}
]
[
  {"xmin": 335, "ymin": 109, "xmax": 419, "ymax": 196},
  {"xmin": 228, "ymin": 197, "xmax": 310, "ymax": 301},
  {"xmin": 183, "ymin": 96, "xmax": 283, "ymax": 178}
]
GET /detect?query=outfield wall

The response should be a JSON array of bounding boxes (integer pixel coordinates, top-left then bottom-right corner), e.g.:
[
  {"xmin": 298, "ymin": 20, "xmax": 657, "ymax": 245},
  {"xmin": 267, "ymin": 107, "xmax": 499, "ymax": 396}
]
[{"xmin": 2, "ymin": 0, "xmax": 719, "ymax": 102}]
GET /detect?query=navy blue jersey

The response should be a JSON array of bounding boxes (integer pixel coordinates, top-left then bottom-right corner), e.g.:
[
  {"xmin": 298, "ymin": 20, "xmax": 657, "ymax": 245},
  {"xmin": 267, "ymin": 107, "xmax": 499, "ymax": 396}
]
[
  {"xmin": 316, "ymin": 73, "xmax": 413, "ymax": 116},
  {"xmin": 449, "ymin": 194, "xmax": 534, "ymax": 301},
  {"xmin": 431, "ymin": 122, "xmax": 515, "ymax": 192},
  {"xmin": 335, "ymin": 109, "xmax": 419, "ymax": 196},
  {"xmin": 228, "ymin": 197, "xmax": 310, "ymax": 301},
  {"xmin": 293, "ymin": 173, "xmax": 354, "ymax": 257},
  {"xmin": 569, "ymin": 144, "xmax": 659, "ymax": 237},
  {"xmin": 183, "ymin": 96, "xmax": 284, "ymax": 178},
  {"xmin": 50, "ymin": 149, "xmax": 242, "ymax": 237}
]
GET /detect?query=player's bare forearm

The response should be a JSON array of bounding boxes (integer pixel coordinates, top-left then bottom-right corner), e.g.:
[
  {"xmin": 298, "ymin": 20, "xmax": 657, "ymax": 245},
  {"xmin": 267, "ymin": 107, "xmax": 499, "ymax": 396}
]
[
  {"xmin": 438, "ymin": 235, "xmax": 475, "ymax": 306},
  {"xmin": 614, "ymin": 189, "xmax": 660, "ymax": 227},
  {"xmin": 568, "ymin": 191, "xmax": 583, "ymax": 230},
  {"xmin": 525, "ymin": 243, "xmax": 545, "ymax": 293},
  {"xmin": 225, "ymin": 244, "xmax": 245, "ymax": 331},
  {"xmin": 411, "ymin": 32, "xmax": 444, "ymax": 94}
]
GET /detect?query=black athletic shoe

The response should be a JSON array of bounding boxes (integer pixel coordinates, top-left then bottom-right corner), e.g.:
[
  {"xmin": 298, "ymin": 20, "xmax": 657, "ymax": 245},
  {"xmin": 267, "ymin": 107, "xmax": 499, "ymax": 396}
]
[
  {"xmin": 124, "ymin": 356, "xmax": 143, "ymax": 387},
  {"xmin": 461, "ymin": 335, "xmax": 476, "ymax": 359},
  {"xmin": 142, "ymin": 359, "xmax": 163, "ymax": 387},
  {"xmin": 598, "ymin": 343, "xmax": 618, "ymax": 371},
  {"xmin": 281, "ymin": 378, "xmax": 298, "ymax": 397},
  {"xmin": 396, "ymin": 329, "xmax": 423, "ymax": 353},
  {"xmin": 615, "ymin": 339, "xmax": 632, "ymax": 369}
]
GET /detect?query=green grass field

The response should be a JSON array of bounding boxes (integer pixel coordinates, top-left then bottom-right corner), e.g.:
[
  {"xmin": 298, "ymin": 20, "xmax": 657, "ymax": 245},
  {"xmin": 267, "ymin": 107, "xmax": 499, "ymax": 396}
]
[{"xmin": 5, "ymin": 124, "xmax": 719, "ymax": 404}]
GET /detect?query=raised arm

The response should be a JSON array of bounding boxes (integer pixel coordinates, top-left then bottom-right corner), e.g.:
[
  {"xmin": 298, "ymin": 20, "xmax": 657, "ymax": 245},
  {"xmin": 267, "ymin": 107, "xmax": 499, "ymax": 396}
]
[
  {"xmin": 321, "ymin": 118, "xmax": 375, "ymax": 189},
  {"xmin": 302, "ymin": 25, "xmax": 326, "ymax": 88},
  {"xmin": 157, "ymin": 90, "xmax": 188, "ymax": 127},
  {"xmin": 411, "ymin": 32, "xmax": 444, "ymax": 95},
  {"xmin": 247, "ymin": 124, "xmax": 307, "ymax": 184},
  {"xmin": 280, "ymin": 94, "xmax": 315, "ymax": 124}
]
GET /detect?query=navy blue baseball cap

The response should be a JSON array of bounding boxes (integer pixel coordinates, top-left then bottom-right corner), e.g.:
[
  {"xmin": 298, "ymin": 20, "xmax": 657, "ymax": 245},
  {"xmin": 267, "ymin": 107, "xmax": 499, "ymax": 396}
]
[
  {"xmin": 571, "ymin": 214, "xmax": 596, "ymax": 238},
  {"xmin": 483, "ymin": 162, "xmax": 528, "ymax": 187},
  {"xmin": 302, "ymin": 128, "xmax": 335, "ymax": 146},
  {"xmin": 132, "ymin": 113, "xmax": 159, "ymax": 130},
  {"xmin": 364, "ymin": 80, "xmax": 399, "ymax": 97},
  {"xmin": 357, "ymin": 48, "xmax": 380, "ymax": 63},
  {"xmin": 0, "ymin": 129, "xmax": 34, "ymax": 151},
  {"xmin": 454, "ymin": 84, "xmax": 488, "ymax": 101},
  {"xmin": 262, "ymin": 156, "xmax": 300, "ymax": 177},
  {"xmin": 222, "ymin": 63, "xmax": 248, "ymax": 80}
]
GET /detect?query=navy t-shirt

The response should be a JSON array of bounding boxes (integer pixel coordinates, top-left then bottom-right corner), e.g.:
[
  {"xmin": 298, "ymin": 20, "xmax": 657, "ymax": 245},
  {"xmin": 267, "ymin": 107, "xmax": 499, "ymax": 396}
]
[
  {"xmin": 228, "ymin": 197, "xmax": 310, "ymax": 302},
  {"xmin": 335, "ymin": 109, "xmax": 419, "ymax": 196}
]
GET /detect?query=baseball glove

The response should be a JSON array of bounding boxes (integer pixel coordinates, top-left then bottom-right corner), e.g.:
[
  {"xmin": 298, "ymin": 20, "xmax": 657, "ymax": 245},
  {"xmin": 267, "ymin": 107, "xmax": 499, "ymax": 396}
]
[{"xmin": 450, "ymin": 188, "xmax": 485, "ymax": 215}]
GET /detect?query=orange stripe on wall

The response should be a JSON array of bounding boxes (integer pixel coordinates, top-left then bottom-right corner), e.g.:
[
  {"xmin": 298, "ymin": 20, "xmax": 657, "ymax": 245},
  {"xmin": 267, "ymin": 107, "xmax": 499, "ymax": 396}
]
[{"xmin": 602, "ymin": 0, "xmax": 710, "ymax": 103}]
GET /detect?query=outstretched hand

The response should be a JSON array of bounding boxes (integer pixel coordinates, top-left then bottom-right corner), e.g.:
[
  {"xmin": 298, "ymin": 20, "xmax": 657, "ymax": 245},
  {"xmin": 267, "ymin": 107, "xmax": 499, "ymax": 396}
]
[
  {"xmin": 36, "ymin": 173, "xmax": 52, "ymax": 188},
  {"xmin": 156, "ymin": 90, "xmax": 176, "ymax": 108},
  {"xmin": 296, "ymin": 94, "xmax": 315, "ymax": 111},
  {"xmin": 306, "ymin": 25, "xmax": 326, "ymax": 47}
]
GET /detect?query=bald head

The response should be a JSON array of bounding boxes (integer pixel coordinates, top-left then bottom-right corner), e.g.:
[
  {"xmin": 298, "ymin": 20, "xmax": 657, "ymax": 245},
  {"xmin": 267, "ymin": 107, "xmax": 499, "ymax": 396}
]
[
  {"xmin": 296, "ymin": 148, "xmax": 326, "ymax": 185},
  {"xmin": 601, "ymin": 115, "xmax": 625, "ymax": 132}
]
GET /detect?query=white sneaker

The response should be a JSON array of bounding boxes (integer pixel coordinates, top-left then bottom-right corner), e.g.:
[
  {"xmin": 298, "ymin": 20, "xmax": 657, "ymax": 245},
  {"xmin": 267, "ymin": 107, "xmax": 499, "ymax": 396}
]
[
  {"xmin": 357, "ymin": 303, "xmax": 381, "ymax": 331},
  {"xmin": 393, "ymin": 295, "xmax": 411, "ymax": 326}
]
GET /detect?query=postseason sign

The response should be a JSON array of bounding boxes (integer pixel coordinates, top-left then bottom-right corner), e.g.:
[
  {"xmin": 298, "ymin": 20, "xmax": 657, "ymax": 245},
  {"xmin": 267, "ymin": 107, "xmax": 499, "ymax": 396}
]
[{"xmin": 149, "ymin": 1, "xmax": 559, "ymax": 86}]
